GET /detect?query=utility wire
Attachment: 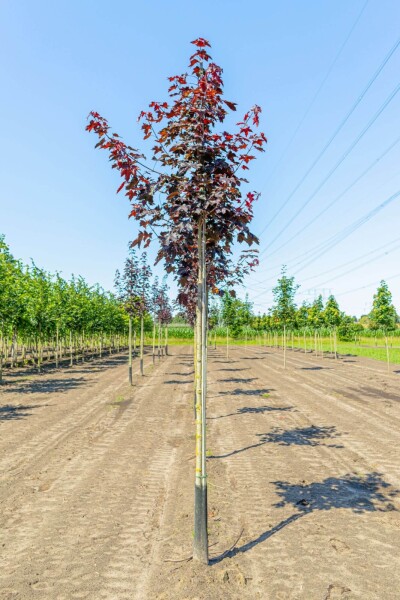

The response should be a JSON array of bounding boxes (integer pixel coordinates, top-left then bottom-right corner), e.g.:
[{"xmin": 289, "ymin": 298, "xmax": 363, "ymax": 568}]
[
  {"xmin": 291, "ymin": 189, "xmax": 400, "ymax": 274},
  {"xmin": 257, "ymin": 0, "xmax": 369, "ymax": 196},
  {"xmin": 301, "ymin": 235, "xmax": 400, "ymax": 283},
  {"xmin": 260, "ymin": 80, "xmax": 400, "ymax": 257},
  {"xmin": 249, "ymin": 188, "xmax": 400, "ymax": 299},
  {"xmin": 257, "ymin": 33, "xmax": 400, "ymax": 239},
  {"xmin": 246, "ymin": 234, "xmax": 400, "ymax": 291},
  {"xmin": 337, "ymin": 271, "xmax": 400, "ymax": 296},
  {"xmin": 247, "ymin": 164, "xmax": 400, "ymax": 286},
  {"xmin": 308, "ymin": 241, "xmax": 400, "ymax": 288},
  {"xmin": 264, "ymin": 133, "xmax": 400, "ymax": 259}
]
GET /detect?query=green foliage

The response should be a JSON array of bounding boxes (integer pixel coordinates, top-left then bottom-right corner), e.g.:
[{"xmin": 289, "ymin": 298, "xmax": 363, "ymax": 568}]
[
  {"xmin": 308, "ymin": 295, "xmax": 325, "ymax": 328},
  {"xmin": 296, "ymin": 302, "xmax": 310, "ymax": 328},
  {"xmin": 337, "ymin": 315, "xmax": 360, "ymax": 341},
  {"xmin": 221, "ymin": 292, "xmax": 253, "ymax": 337},
  {"xmin": 0, "ymin": 236, "xmax": 128, "ymax": 343},
  {"xmin": 369, "ymin": 281, "xmax": 397, "ymax": 332},
  {"xmin": 270, "ymin": 266, "xmax": 299, "ymax": 327},
  {"xmin": 323, "ymin": 295, "xmax": 341, "ymax": 327}
]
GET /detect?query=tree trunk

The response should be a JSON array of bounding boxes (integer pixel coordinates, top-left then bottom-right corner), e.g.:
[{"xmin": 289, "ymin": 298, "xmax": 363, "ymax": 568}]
[
  {"xmin": 56, "ymin": 324, "xmax": 59, "ymax": 368},
  {"xmin": 165, "ymin": 326, "xmax": 168, "ymax": 356},
  {"xmin": 193, "ymin": 327, "xmax": 197, "ymax": 419},
  {"xmin": 283, "ymin": 324, "xmax": 286, "ymax": 369},
  {"xmin": 128, "ymin": 315, "xmax": 133, "ymax": 385},
  {"xmin": 193, "ymin": 220, "xmax": 208, "ymax": 564},
  {"xmin": 152, "ymin": 321, "xmax": 156, "ymax": 364},
  {"xmin": 37, "ymin": 337, "xmax": 42, "ymax": 373},
  {"xmin": 226, "ymin": 326, "xmax": 229, "ymax": 359},
  {"xmin": 70, "ymin": 330, "xmax": 73, "ymax": 366},
  {"xmin": 0, "ymin": 328, "xmax": 3, "ymax": 384},
  {"xmin": 334, "ymin": 328, "xmax": 338, "ymax": 359},
  {"xmin": 10, "ymin": 329, "xmax": 16, "ymax": 369},
  {"xmin": 140, "ymin": 315, "xmax": 144, "ymax": 376},
  {"xmin": 385, "ymin": 335, "xmax": 390, "ymax": 373}
]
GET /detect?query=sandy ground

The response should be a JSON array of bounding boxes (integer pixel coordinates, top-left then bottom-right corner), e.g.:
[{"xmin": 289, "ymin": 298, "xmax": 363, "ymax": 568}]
[{"xmin": 1, "ymin": 346, "xmax": 400, "ymax": 600}]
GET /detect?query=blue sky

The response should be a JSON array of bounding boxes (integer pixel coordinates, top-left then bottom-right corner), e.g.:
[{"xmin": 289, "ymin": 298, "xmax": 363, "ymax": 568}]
[{"xmin": 1, "ymin": 0, "xmax": 399, "ymax": 317}]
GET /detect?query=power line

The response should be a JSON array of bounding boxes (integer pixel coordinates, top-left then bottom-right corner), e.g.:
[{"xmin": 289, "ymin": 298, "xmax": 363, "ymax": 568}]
[
  {"xmin": 264, "ymin": 133, "xmax": 400, "ymax": 259},
  {"xmin": 337, "ymin": 271, "xmax": 400, "ymax": 296},
  {"xmin": 248, "ymin": 165, "xmax": 400, "ymax": 287},
  {"xmin": 257, "ymin": 0, "xmax": 369, "ymax": 196},
  {"xmin": 309, "ymin": 241, "xmax": 400, "ymax": 288},
  {"xmin": 260, "ymin": 80, "xmax": 400, "ymax": 257},
  {"xmin": 291, "ymin": 188, "xmax": 400, "ymax": 274},
  {"xmin": 248, "ymin": 233, "xmax": 400, "ymax": 291},
  {"xmin": 256, "ymin": 32, "xmax": 400, "ymax": 239},
  {"xmin": 301, "ymin": 235, "xmax": 400, "ymax": 283},
  {"xmin": 249, "ymin": 188, "xmax": 400, "ymax": 299}
]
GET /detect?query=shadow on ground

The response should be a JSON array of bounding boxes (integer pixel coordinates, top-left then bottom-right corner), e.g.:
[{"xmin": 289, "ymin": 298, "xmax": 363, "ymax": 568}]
[
  {"xmin": 219, "ymin": 377, "xmax": 258, "ymax": 384},
  {"xmin": 1, "ymin": 354, "xmax": 129, "ymax": 384},
  {"xmin": 217, "ymin": 387, "xmax": 274, "ymax": 397},
  {"xmin": 209, "ymin": 405, "xmax": 293, "ymax": 420},
  {"xmin": 260, "ymin": 425, "xmax": 344, "ymax": 448},
  {"xmin": 210, "ymin": 425, "xmax": 342, "ymax": 458},
  {"xmin": 2, "ymin": 377, "xmax": 86, "ymax": 395},
  {"xmin": 211, "ymin": 472, "xmax": 398, "ymax": 563},
  {"xmin": 216, "ymin": 368, "xmax": 250, "ymax": 372},
  {"xmin": 0, "ymin": 403, "xmax": 48, "ymax": 421}
]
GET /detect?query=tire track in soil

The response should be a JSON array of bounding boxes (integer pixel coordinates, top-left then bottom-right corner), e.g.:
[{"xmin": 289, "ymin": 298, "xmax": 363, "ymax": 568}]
[
  {"xmin": 2, "ymin": 345, "xmax": 400, "ymax": 599},
  {"xmin": 0, "ymin": 353, "xmax": 157, "ymax": 512},
  {"xmin": 204, "ymin": 346, "xmax": 400, "ymax": 599},
  {"xmin": 250, "ymin": 346, "xmax": 400, "ymax": 489},
  {"xmin": 0, "ymin": 349, "xmax": 191, "ymax": 600}
]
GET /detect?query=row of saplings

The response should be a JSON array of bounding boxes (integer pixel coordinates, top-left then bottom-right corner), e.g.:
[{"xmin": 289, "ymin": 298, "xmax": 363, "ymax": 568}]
[{"xmin": 0, "ymin": 248, "xmax": 172, "ymax": 382}]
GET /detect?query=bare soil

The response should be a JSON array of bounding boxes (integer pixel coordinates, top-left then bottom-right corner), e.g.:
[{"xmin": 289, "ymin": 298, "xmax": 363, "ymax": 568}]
[{"xmin": 1, "ymin": 346, "xmax": 400, "ymax": 599}]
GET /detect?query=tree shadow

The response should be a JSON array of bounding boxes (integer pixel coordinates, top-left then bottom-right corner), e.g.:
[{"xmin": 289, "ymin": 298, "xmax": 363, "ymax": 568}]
[
  {"xmin": 260, "ymin": 425, "xmax": 344, "ymax": 448},
  {"xmin": 217, "ymin": 368, "xmax": 250, "ymax": 372},
  {"xmin": 300, "ymin": 366, "xmax": 329, "ymax": 371},
  {"xmin": 210, "ymin": 424, "xmax": 342, "ymax": 458},
  {"xmin": 208, "ymin": 405, "xmax": 294, "ymax": 420},
  {"xmin": 211, "ymin": 472, "xmax": 398, "ymax": 563},
  {"xmin": 2, "ymin": 377, "xmax": 86, "ymax": 395},
  {"xmin": 0, "ymin": 403, "xmax": 48, "ymax": 421},
  {"xmin": 2, "ymin": 354, "xmax": 129, "ymax": 381},
  {"xmin": 169, "ymin": 371, "xmax": 194, "ymax": 376},
  {"xmin": 164, "ymin": 379, "xmax": 193, "ymax": 385},
  {"xmin": 219, "ymin": 377, "xmax": 258, "ymax": 384},
  {"xmin": 212, "ymin": 360, "xmax": 239, "ymax": 364},
  {"xmin": 217, "ymin": 387, "xmax": 274, "ymax": 397}
]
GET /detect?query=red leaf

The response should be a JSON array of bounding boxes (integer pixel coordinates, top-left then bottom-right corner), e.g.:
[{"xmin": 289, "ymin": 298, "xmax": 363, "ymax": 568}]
[
  {"xmin": 191, "ymin": 38, "xmax": 211, "ymax": 48},
  {"xmin": 224, "ymin": 100, "xmax": 237, "ymax": 111},
  {"xmin": 117, "ymin": 182, "xmax": 125, "ymax": 194}
]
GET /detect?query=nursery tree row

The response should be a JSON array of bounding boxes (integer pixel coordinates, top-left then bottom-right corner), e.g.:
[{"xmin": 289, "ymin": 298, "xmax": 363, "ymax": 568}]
[
  {"xmin": 212, "ymin": 269, "xmax": 399, "ymax": 341},
  {"xmin": 0, "ymin": 236, "xmax": 171, "ymax": 379}
]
